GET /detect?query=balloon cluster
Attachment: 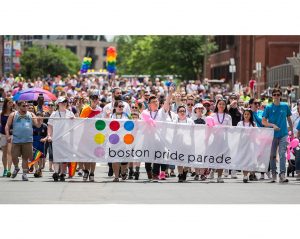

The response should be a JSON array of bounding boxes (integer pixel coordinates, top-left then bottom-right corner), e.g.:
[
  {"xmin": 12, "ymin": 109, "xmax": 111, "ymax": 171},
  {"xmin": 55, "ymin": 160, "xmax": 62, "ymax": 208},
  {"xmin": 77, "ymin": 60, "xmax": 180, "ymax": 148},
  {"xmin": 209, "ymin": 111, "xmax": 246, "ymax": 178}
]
[
  {"xmin": 106, "ymin": 47, "xmax": 117, "ymax": 73},
  {"xmin": 80, "ymin": 57, "xmax": 92, "ymax": 74},
  {"xmin": 286, "ymin": 131, "xmax": 299, "ymax": 161}
]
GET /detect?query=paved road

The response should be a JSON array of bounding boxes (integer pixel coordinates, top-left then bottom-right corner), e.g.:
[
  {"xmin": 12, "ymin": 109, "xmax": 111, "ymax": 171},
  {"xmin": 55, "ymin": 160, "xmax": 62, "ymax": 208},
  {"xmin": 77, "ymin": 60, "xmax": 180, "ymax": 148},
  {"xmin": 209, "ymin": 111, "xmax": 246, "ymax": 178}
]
[{"xmin": 0, "ymin": 160, "xmax": 299, "ymax": 204}]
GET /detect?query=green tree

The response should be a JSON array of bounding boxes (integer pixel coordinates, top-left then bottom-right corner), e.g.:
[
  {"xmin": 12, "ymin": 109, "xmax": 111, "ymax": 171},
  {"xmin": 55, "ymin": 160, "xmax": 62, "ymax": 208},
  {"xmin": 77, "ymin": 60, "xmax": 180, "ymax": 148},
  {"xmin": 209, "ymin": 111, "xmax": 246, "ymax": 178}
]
[
  {"xmin": 20, "ymin": 44, "xmax": 81, "ymax": 79},
  {"xmin": 115, "ymin": 35, "xmax": 217, "ymax": 80}
]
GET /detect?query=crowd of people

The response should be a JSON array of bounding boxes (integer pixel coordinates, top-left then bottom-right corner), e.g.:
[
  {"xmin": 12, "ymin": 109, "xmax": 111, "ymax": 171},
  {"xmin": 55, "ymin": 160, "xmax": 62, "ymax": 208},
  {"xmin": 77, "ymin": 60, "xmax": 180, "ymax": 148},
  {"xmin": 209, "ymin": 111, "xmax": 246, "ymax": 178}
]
[{"xmin": 0, "ymin": 73, "xmax": 300, "ymax": 183}]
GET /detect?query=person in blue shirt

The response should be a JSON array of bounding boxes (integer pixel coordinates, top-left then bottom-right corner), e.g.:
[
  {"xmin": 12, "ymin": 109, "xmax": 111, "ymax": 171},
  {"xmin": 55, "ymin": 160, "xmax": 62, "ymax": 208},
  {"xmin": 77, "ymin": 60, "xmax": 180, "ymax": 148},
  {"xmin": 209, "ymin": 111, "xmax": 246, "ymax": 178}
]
[{"xmin": 262, "ymin": 88, "xmax": 293, "ymax": 183}]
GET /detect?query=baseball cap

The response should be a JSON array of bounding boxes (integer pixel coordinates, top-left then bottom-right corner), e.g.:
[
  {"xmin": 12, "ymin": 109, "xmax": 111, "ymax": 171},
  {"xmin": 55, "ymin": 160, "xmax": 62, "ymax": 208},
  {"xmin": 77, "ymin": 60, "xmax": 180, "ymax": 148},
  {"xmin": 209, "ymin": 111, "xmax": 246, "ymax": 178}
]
[
  {"xmin": 193, "ymin": 103, "xmax": 207, "ymax": 115},
  {"xmin": 202, "ymin": 100, "xmax": 211, "ymax": 106},
  {"xmin": 56, "ymin": 96, "xmax": 67, "ymax": 104}
]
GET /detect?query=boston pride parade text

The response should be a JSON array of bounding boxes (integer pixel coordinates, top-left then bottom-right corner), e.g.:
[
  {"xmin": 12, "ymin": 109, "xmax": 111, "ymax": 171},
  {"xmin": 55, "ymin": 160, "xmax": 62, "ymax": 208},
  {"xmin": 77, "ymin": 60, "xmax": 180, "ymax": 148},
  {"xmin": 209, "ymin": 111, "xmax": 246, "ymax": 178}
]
[{"xmin": 52, "ymin": 118, "xmax": 274, "ymax": 172}]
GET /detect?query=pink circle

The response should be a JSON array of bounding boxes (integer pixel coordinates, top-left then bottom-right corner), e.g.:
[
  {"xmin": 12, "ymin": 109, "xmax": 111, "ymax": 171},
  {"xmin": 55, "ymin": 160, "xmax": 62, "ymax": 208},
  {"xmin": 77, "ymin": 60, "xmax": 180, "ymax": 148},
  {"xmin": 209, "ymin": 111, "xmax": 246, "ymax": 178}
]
[{"xmin": 94, "ymin": 147, "xmax": 105, "ymax": 158}]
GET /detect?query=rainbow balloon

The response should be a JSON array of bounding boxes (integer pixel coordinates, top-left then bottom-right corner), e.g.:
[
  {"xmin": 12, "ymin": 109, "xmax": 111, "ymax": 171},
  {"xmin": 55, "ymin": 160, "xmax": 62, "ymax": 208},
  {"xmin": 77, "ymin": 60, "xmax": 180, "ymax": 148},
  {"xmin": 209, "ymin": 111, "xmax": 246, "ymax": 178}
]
[
  {"xmin": 106, "ymin": 47, "xmax": 117, "ymax": 73},
  {"xmin": 80, "ymin": 57, "xmax": 92, "ymax": 74}
]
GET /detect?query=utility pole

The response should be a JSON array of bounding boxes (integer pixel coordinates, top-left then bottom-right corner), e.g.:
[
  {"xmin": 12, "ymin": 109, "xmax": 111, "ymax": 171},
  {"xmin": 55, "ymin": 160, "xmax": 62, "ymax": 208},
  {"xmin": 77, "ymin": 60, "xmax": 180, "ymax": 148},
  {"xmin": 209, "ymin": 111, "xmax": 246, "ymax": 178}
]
[{"xmin": 0, "ymin": 35, "xmax": 3, "ymax": 76}]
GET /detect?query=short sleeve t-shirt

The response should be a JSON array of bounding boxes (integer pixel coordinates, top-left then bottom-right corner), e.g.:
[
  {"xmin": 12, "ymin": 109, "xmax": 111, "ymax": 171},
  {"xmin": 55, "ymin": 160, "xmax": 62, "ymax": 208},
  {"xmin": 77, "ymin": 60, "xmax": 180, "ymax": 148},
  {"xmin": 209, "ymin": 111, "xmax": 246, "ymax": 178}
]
[
  {"xmin": 296, "ymin": 120, "xmax": 300, "ymax": 131},
  {"xmin": 252, "ymin": 110, "xmax": 263, "ymax": 127},
  {"xmin": 262, "ymin": 102, "xmax": 291, "ymax": 138},
  {"xmin": 212, "ymin": 113, "xmax": 232, "ymax": 126},
  {"xmin": 142, "ymin": 108, "xmax": 169, "ymax": 122}
]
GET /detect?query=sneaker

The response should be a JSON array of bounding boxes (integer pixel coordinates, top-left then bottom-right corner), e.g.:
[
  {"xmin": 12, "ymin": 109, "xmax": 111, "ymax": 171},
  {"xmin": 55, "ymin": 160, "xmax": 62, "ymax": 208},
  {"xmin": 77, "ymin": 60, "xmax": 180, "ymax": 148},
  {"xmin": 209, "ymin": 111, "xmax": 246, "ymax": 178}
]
[
  {"xmin": 11, "ymin": 168, "xmax": 20, "ymax": 178},
  {"xmin": 170, "ymin": 170, "xmax": 176, "ymax": 177},
  {"xmin": 22, "ymin": 174, "xmax": 28, "ymax": 181},
  {"xmin": 134, "ymin": 171, "xmax": 140, "ymax": 180},
  {"xmin": 191, "ymin": 172, "xmax": 196, "ymax": 177},
  {"xmin": 3, "ymin": 169, "xmax": 8, "ymax": 177},
  {"xmin": 182, "ymin": 171, "xmax": 188, "ymax": 181},
  {"xmin": 34, "ymin": 171, "xmax": 39, "ymax": 178},
  {"xmin": 178, "ymin": 174, "xmax": 184, "ymax": 183},
  {"xmin": 60, "ymin": 174, "xmax": 66, "ymax": 182},
  {"xmin": 128, "ymin": 171, "xmax": 134, "ymax": 180},
  {"xmin": 270, "ymin": 173, "xmax": 277, "ymax": 183},
  {"xmin": 159, "ymin": 171, "xmax": 166, "ymax": 180},
  {"xmin": 231, "ymin": 170, "xmax": 238, "ymax": 179},
  {"xmin": 108, "ymin": 167, "xmax": 113, "ymax": 177},
  {"xmin": 6, "ymin": 170, "xmax": 11, "ymax": 178},
  {"xmin": 200, "ymin": 175, "xmax": 207, "ymax": 181},
  {"xmin": 266, "ymin": 172, "xmax": 272, "ymax": 179},
  {"xmin": 121, "ymin": 173, "xmax": 127, "ymax": 180},
  {"xmin": 279, "ymin": 173, "xmax": 288, "ymax": 183},
  {"xmin": 83, "ymin": 170, "xmax": 89, "ymax": 181},
  {"xmin": 89, "ymin": 173, "xmax": 95, "ymax": 182},
  {"xmin": 78, "ymin": 169, "xmax": 83, "ymax": 176},
  {"xmin": 52, "ymin": 172, "xmax": 59, "ymax": 182},
  {"xmin": 217, "ymin": 177, "xmax": 224, "ymax": 183},
  {"xmin": 194, "ymin": 175, "xmax": 199, "ymax": 181},
  {"xmin": 224, "ymin": 169, "xmax": 229, "ymax": 177},
  {"xmin": 152, "ymin": 174, "xmax": 159, "ymax": 182},
  {"xmin": 29, "ymin": 165, "xmax": 34, "ymax": 173},
  {"xmin": 249, "ymin": 173, "xmax": 258, "ymax": 181},
  {"xmin": 49, "ymin": 168, "xmax": 54, "ymax": 172},
  {"xmin": 243, "ymin": 176, "xmax": 248, "ymax": 183},
  {"xmin": 208, "ymin": 170, "xmax": 214, "ymax": 179}
]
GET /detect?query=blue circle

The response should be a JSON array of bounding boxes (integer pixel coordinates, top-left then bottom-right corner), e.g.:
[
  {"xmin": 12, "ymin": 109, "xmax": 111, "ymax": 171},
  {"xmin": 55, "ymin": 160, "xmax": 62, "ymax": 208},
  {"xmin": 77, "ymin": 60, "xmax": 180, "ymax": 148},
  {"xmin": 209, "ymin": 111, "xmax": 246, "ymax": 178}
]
[{"xmin": 124, "ymin": 121, "xmax": 134, "ymax": 131}]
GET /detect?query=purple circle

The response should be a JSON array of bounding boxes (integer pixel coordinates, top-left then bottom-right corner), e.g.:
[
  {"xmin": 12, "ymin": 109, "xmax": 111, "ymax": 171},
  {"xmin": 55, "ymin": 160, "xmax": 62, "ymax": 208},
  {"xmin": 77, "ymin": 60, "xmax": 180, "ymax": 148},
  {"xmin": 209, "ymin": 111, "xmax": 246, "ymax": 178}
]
[
  {"xmin": 109, "ymin": 134, "xmax": 120, "ymax": 144},
  {"xmin": 94, "ymin": 147, "xmax": 105, "ymax": 158}
]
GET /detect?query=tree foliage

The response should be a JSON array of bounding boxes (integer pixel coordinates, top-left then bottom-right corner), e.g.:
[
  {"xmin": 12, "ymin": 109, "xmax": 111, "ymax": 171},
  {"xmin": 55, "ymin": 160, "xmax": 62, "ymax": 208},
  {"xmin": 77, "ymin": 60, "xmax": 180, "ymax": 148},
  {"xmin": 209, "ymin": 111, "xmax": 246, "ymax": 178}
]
[
  {"xmin": 20, "ymin": 44, "xmax": 81, "ymax": 79},
  {"xmin": 114, "ymin": 35, "xmax": 217, "ymax": 80}
]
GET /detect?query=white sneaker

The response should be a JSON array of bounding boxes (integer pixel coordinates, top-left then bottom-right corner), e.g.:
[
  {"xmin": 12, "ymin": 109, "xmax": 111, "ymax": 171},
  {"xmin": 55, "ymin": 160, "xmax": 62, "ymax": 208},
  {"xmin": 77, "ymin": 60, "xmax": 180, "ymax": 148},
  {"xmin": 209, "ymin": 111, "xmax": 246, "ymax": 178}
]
[
  {"xmin": 270, "ymin": 173, "xmax": 277, "ymax": 183},
  {"xmin": 208, "ymin": 170, "xmax": 215, "ymax": 179},
  {"xmin": 266, "ymin": 172, "xmax": 272, "ymax": 179},
  {"xmin": 22, "ymin": 174, "xmax": 28, "ymax": 181},
  {"xmin": 224, "ymin": 169, "xmax": 229, "ymax": 177},
  {"xmin": 217, "ymin": 177, "xmax": 224, "ymax": 183},
  {"xmin": 231, "ymin": 170, "xmax": 238, "ymax": 179},
  {"xmin": 279, "ymin": 173, "xmax": 288, "ymax": 183}
]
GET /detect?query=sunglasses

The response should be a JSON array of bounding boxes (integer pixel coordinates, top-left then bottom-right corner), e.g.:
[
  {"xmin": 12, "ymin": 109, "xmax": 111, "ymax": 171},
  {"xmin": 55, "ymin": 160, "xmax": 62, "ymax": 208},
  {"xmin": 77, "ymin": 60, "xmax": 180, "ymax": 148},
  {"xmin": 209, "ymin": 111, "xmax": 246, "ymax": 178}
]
[
  {"xmin": 178, "ymin": 110, "xmax": 186, "ymax": 113},
  {"xmin": 131, "ymin": 106, "xmax": 138, "ymax": 109},
  {"xmin": 48, "ymin": 104, "xmax": 54, "ymax": 107},
  {"xmin": 273, "ymin": 93, "xmax": 281, "ymax": 97},
  {"xmin": 118, "ymin": 105, "xmax": 124, "ymax": 108},
  {"xmin": 21, "ymin": 104, "xmax": 28, "ymax": 107},
  {"xmin": 187, "ymin": 103, "xmax": 194, "ymax": 106},
  {"xmin": 144, "ymin": 95, "xmax": 150, "ymax": 97}
]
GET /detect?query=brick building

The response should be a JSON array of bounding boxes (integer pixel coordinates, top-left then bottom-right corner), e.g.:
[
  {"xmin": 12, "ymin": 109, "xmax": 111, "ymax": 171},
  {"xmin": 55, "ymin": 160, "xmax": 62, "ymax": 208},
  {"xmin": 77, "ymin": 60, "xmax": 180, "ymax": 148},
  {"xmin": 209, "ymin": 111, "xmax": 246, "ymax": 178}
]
[{"xmin": 205, "ymin": 35, "xmax": 300, "ymax": 91}]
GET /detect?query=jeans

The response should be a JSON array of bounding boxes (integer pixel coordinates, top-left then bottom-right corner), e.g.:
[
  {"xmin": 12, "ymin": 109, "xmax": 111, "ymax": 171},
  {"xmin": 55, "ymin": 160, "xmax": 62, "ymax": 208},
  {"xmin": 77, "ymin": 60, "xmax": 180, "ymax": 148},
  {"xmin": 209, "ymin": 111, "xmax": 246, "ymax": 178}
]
[
  {"xmin": 269, "ymin": 136, "xmax": 288, "ymax": 174},
  {"xmin": 294, "ymin": 147, "xmax": 300, "ymax": 174}
]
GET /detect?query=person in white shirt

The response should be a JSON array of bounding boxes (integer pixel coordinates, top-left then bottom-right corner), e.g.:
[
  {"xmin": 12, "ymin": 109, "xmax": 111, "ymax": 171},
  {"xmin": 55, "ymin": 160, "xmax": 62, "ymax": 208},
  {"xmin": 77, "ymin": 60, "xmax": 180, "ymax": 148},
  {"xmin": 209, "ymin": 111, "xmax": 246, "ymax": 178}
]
[
  {"xmin": 173, "ymin": 105, "xmax": 194, "ymax": 182},
  {"xmin": 209, "ymin": 99, "xmax": 232, "ymax": 183},
  {"xmin": 47, "ymin": 97, "xmax": 75, "ymax": 182},
  {"xmin": 237, "ymin": 109, "xmax": 256, "ymax": 183}
]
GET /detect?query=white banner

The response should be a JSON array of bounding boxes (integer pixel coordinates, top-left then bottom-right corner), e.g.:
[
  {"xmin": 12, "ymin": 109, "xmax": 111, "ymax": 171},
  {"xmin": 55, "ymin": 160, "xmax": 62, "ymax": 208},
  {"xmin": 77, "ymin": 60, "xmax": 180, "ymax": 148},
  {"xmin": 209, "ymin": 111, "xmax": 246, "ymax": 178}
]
[{"xmin": 52, "ymin": 118, "xmax": 274, "ymax": 171}]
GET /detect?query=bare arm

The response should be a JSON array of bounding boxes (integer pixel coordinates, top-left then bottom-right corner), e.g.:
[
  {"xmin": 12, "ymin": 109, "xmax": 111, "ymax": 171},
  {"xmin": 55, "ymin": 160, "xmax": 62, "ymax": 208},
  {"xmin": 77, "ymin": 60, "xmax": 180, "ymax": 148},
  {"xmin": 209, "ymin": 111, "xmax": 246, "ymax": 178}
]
[
  {"xmin": 287, "ymin": 116, "xmax": 293, "ymax": 132},
  {"xmin": 262, "ymin": 117, "xmax": 279, "ymax": 131},
  {"xmin": 47, "ymin": 124, "xmax": 53, "ymax": 142},
  {"xmin": 31, "ymin": 112, "xmax": 38, "ymax": 127},
  {"xmin": 163, "ymin": 86, "xmax": 175, "ymax": 112},
  {"xmin": 5, "ymin": 112, "xmax": 14, "ymax": 142}
]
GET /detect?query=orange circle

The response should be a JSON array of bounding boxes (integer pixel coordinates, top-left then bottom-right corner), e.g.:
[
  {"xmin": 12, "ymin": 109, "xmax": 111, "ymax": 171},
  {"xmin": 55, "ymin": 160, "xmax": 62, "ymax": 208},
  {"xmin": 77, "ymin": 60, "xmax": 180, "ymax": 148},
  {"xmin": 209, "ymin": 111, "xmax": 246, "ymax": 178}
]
[{"xmin": 123, "ymin": 134, "xmax": 134, "ymax": 144}]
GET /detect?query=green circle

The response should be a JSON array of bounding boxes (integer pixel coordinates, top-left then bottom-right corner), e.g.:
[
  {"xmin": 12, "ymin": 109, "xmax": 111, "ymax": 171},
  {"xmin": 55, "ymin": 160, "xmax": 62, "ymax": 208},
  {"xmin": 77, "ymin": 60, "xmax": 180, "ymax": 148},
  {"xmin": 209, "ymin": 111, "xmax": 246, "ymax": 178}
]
[{"xmin": 95, "ymin": 120, "xmax": 106, "ymax": 131}]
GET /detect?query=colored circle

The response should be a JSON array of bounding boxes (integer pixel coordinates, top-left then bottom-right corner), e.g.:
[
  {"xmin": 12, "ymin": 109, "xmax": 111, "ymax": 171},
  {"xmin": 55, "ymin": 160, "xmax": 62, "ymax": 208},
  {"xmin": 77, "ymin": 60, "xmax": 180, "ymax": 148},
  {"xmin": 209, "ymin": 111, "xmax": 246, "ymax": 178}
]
[
  {"xmin": 110, "ymin": 121, "xmax": 120, "ymax": 131},
  {"xmin": 94, "ymin": 133, "xmax": 106, "ymax": 144},
  {"xmin": 95, "ymin": 120, "xmax": 106, "ymax": 131},
  {"xmin": 124, "ymin": 134, "xmax": 134, "ymax": 144},
  {"xmin": 94, "ymin": 147, "xmax": 105, "ymax": 157},
  {"xmin": 124, "ymin": 121, "xmax": 134, "ymax": 131},
  {"xmin": 109, "ymin": 134, "xmax": 120, "ymax": 144}
]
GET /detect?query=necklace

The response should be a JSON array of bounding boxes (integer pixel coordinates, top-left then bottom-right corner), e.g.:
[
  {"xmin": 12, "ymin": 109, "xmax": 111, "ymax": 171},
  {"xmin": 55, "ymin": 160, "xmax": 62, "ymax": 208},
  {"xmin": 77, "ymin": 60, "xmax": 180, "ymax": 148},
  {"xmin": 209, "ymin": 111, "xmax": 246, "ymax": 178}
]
[
  {"xmin": 116, "ymin": 113, "xmax": 123, "ymax": 119},
  {"xmin": 149, "ymin": 110, "xmax": 158, "ymax": 120},
  {"xmin": 216, "ymin": 112, "xmax": 225, "ymax": 124},
  {"xmin": 243, "ymin": 121, "xmax": 251, "ymax": 127}
]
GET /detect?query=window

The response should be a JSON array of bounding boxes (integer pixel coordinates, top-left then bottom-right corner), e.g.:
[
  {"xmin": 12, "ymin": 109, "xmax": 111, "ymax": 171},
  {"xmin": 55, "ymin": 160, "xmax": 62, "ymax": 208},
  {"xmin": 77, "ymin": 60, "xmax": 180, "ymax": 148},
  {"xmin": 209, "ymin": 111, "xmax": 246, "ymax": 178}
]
[
  {"xmin": 67, "ymin": 35, "xmax": 74, "ymax": 40},
  {"xmin": 103, "ymin": 47, "xmax": 108, "ymax": 56},
  {"xmin": 84, "ymin": 35, "xmax": 97, "ymax": 41},
  {"xmin": 85, "ymin": 47, "xmax": 95, "ymax": 56},
  {"xmin": 66, "ymin": 46, "xmax": 77, "ymax": 54},
  {"xmin": 33, "ymin": 35, "xmax": 43, "ymax": 40}
]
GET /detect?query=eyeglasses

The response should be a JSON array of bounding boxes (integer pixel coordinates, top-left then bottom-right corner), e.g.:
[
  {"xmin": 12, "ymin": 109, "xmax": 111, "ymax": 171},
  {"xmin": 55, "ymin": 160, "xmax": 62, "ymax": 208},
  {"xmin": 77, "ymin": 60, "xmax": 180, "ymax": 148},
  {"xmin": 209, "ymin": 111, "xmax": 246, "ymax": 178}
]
[
  {"xmin": 118, "ymin": 105, "xmax": 124, "ymax": 108},
  {"xmin": 21, "ymin": 104, "xmax": 28, "ymax": 107},
  {"xmin": 178, "ymin": 110, "xmax": 186, "ymax": 113},
  {"xmin": 273, "ymin": 93, "xmax": 281, "ymax": 97},
  {"xmin": 131, "ymin": 106, "xmax": 138, "ymax": 109},
  {"xmin": 187, "ymin": 103, "xmax": 194, "ymax": 106}
]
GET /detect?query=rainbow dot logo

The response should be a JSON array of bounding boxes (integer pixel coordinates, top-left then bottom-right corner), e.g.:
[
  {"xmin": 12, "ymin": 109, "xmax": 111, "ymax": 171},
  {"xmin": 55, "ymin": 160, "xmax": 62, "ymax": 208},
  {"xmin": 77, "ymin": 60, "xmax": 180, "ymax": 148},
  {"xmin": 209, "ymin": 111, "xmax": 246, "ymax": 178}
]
[{"xmin": 93, "ymin": 120, "xmax": 135, "ymax": 157}]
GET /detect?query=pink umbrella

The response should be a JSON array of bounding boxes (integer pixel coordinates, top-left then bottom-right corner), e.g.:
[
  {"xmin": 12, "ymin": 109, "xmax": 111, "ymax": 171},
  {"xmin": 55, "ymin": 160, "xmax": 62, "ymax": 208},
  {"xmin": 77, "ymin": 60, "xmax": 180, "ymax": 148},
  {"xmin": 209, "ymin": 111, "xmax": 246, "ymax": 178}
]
[{"xmin": 13, "ymin": 88, "xmax": 57, "ymax": 101}]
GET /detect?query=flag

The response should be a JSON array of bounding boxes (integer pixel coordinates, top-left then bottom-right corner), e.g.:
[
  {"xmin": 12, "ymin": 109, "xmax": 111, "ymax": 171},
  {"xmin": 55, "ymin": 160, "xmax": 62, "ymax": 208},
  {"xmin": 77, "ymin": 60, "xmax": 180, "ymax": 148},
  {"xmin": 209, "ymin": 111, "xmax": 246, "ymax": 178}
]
[
  {"xmin": 28, "ymin": 149, "xmax": 43, "ymax": 168},
  {"xmin": 68, "ymin": 162, "xmax": 77, "ymax": 177},
  {"xmin": 80, "ymin": 105, "xmax": 101, "ymax": 118}
]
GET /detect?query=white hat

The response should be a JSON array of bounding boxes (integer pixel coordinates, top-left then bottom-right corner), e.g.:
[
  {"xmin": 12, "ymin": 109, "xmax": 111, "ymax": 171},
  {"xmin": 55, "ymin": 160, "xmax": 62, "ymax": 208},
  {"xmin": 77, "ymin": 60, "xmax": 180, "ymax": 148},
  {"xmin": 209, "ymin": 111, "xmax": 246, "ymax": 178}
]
[
  {"xmin": 56, "ymin": 96, "xmax": 67, "ymax": 104},
  {"xmin": 193, "ymin": 103, "xmax": 207, "ymax": 115}
]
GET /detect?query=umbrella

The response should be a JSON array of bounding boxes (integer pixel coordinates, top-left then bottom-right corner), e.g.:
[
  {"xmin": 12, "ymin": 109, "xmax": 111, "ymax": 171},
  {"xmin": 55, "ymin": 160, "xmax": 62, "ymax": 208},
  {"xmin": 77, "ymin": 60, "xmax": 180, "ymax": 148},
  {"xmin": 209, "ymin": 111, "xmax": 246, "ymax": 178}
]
[{"xmin": 13, "ymin": 88, "xmax": 57, "ymax": 102}]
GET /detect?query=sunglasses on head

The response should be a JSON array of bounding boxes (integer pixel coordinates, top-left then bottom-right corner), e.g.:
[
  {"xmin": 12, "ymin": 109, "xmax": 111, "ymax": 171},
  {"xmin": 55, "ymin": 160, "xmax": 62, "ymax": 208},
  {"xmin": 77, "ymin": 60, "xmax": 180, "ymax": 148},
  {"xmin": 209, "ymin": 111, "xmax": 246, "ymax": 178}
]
[{"xmin": 273, "ymin": 93, "xmax": 281, "ymax": 96}]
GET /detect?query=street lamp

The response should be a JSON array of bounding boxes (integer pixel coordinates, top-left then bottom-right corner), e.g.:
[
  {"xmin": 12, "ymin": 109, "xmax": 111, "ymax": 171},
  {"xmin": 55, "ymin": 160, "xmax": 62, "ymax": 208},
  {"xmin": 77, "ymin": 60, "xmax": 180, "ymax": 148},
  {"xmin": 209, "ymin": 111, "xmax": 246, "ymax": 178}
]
[
  {"xmin": 256, "ymin": 62, "xmax": 262, "ymax": 96},
  {"xmin": 229, "ymin": 58, "xmax": 236, "ymax": 91}
]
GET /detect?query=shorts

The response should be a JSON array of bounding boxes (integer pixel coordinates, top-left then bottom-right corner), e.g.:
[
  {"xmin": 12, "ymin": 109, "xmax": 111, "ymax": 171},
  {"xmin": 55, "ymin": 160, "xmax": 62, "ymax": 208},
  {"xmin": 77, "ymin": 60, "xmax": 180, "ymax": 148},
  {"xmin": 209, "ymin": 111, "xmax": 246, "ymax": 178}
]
[
  {"xmin": 0, "ymin": 133, "xmax": 7, "ymax": 147},
  {"xmin": 12, "ymin": 143, "xmax": 33, "ymax": 161}
]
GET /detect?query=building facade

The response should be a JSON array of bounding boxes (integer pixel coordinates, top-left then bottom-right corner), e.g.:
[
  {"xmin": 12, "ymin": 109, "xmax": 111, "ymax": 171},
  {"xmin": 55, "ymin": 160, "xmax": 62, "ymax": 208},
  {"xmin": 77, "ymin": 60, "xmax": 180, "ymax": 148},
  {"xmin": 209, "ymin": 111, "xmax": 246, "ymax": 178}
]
[
  {"xmin": 205, "ymin": 35, "xmax": 300, "ymax": 91},
  {"xmin": 21, "ymin": 35, "xmax": 116, "ymax": 71}
]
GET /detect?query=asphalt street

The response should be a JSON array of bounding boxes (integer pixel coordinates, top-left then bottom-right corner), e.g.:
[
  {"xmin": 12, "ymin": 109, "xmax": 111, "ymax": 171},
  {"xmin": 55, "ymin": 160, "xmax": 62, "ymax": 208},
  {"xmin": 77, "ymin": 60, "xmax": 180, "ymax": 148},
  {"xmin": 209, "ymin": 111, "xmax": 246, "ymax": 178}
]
[{"xmin": 0, "ymin": 158, "xmax": 299, "ymax": 204}]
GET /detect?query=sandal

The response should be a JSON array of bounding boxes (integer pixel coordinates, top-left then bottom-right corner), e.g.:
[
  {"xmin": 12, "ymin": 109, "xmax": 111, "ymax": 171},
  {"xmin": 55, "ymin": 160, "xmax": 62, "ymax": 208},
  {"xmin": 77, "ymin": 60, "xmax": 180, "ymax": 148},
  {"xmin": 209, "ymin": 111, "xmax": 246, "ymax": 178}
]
[
  {"xmin": 121, "ymin": 173, "xmax": 127, "ymax": 180},
  {"xmin": 113, "ymin": 178, "xmax": 119, "ymax": 182}
]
